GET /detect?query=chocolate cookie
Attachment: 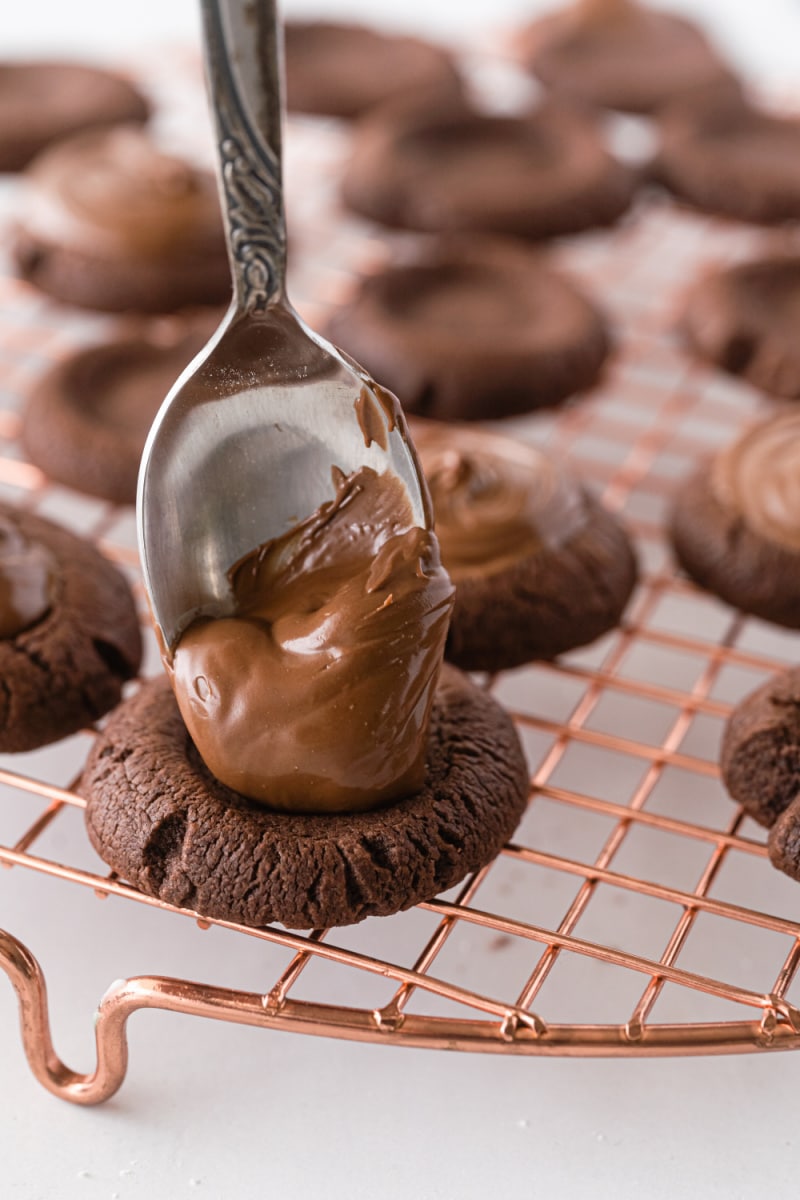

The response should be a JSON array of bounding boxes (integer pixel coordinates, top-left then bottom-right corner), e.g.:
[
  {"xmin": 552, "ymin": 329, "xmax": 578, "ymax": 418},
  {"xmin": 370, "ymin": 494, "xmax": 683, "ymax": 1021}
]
[
  {"xmin": 669, "ymin": 411, "xmax": 800, "ymax": 628},
  {"xmin": 13, "ymin": 126, "xmax": 231, "ymax": 313},
  {"xmin": 327, "ymin": 239, "xmax": 609, "ymax": 420},
  {"xmin": 284, "ymin": 21, "xmax": 462, "ymax": 119},
  {"xmin": 0, "ymin": 505, "xmax": 141, "ymax": 751},
  {"xmin": 516, "ymin": 1, "xmax": 730, "ymax": 115},
  {"xmin": 654, "ymin": 92, "xmax": 800, "ymax": 224},
  {"xmin": 721, "ymin": 667, "xmax": 800, "ymax": 883},
  {"xmin": 82, "ymin": 666, "xmax": 529, "ymax": 929},
  {"xmin": 0, "ymin": 60, "xmax": 149, "ymax": 173},
  {"xmin": 342, "ymin": 99, "xmax": 637, "ymax": 239},
  {"xmin": 412, "ymin": 422, "xmax": 638, "ymax": 671},
  {"xmin": 22, "ymin": 313, "xmax": 219, "ymax": 505},
  {"xmin": 681, "ymin": 256, "xmax": 800, "ymax": 400}
]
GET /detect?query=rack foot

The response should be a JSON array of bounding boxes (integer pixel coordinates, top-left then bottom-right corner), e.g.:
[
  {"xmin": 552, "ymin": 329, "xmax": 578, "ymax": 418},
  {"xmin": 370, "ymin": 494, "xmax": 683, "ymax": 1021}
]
[{"xmin": 0, "ymin": 926, "xmax": 128, "ymax": 1104}]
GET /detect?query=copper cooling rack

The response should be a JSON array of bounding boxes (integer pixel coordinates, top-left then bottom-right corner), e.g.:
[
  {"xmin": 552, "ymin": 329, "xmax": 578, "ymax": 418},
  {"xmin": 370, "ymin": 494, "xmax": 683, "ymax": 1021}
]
[{"xmin": 2, "ymin": 57, "xmax": 800, "ymax": 1105}]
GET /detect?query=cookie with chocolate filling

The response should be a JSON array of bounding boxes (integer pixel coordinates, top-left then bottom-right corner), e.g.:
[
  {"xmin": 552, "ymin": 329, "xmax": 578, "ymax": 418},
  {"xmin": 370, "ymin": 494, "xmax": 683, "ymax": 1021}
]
[
  {"xmin": 284, "ymin": 21, "xmax": 462, "ymax": 119},
  {"xmin": 0, "ymin": 505, "xmax": 141, "ymax": 751},
  {"xmin": 412, "ymin": 423, "xmax": 638, "ymax": 671},
  {"xmin": 681, "ymin": 256, "xmax": 800, "ymax": 399},
  {"xmin": 516, "ymin": 0, "xmax": 731, "ymax": 115},
  {"xmin": 654, "ymin": 92, "xmax": 800, "ymax": 224},
  {"xmin": 327, "ymin": 238, "xmax": 609, "ymax": 419},
  {"xmin": 13, "ymin": 126, "xmax": 231, "ymax": 313},
  {"xmin": 0, "ymin": 60, "xmax": 149, "ymax": 173},
  {"xmin": 669, "ymin": 411, "xmax": 800, "ymax": 627},
  {"xmin": 721, "ymin": 667, "xmax": 800, "ymax": 883},
  {"xmin": 22, "ymin": 312, "xmax": 219, "ymax": 505},
  {"xmin": 82, "ymin": 665, "xmax": 529, "ymax": 929},
  {"xmin": 342, "ymin": 98, "xmax": 636, "ymax": 240}
]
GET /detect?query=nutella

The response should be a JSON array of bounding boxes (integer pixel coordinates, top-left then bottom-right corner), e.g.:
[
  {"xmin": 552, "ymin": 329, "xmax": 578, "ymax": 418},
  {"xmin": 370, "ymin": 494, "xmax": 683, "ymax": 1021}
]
[
  {"xmin": 169, "ymin": 465, "xmax": 454, "ymax": 813},
  {"xmin": 21, "ymin": 126, "xmax": 224, "ymax": 261},
  {"xmin": 0, "ymin": 517, "xmax": 57, "ymax": 638},
  {"xmin": 354, "ymin": 383, "xmax": 397, "ymax": 450},
  {"xmin": 712, "ymin": 411, "xmax": 800, "ymax": 552},
  {"xmin": 413, "ymin": 423, "xmax": 588, "ymax": 580}
]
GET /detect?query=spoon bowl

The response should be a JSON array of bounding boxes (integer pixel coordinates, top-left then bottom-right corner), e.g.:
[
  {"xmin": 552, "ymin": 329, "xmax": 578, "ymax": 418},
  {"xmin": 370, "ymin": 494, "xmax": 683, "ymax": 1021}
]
[{"xmin": 138, "ymin": 0, "xmax": 430, "ymax": 653}]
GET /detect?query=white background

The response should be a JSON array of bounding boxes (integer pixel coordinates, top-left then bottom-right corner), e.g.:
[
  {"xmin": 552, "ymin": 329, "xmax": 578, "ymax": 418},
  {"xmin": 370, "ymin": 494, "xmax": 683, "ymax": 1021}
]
[
  {"xmin": 2, "ymin": 3, "xmax": 800, "ymax": 1199},
  {"xmin": 3, "ymin": 0, "xmax": 800, "ymax": 83}
]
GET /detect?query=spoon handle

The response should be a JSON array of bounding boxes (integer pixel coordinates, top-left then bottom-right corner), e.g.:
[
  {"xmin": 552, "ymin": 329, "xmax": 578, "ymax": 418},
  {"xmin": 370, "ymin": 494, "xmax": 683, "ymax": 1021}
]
[{"xmin": 200, "ymin": 0, "xmax": 287, "ymax": 314}]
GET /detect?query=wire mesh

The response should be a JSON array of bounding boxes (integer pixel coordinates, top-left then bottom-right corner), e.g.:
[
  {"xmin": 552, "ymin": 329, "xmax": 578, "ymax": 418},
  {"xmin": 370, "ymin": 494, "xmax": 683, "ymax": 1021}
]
[{"xmin": 2, "ymin": 55, "xmax": 800, "ymax": 1104}]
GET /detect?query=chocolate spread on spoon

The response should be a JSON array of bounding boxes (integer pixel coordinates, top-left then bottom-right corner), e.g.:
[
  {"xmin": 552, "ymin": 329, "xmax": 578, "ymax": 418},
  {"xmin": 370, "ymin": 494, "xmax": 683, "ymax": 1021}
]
[{"xmin": 168, "ymin": 465, "xmax": 454, "ymax": 814}]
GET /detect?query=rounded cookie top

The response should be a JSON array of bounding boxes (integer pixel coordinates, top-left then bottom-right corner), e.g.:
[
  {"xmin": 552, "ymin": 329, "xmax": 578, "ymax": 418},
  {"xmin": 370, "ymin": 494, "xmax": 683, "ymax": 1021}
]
[
  {"xmin": 516, "ymin": 1, "xmax": 730, "ymax": 115},
  {"xmin": 721, "ymin": 667, "xmax": 800, "ymax": 883},
  {"xmin": 341, "ymin": 99, "xmax": 637, "ymax": 240},
  {"xmin": 0, "ymin": 504, "xmax": 142, "ymax": 751},
  {"xmin": 415, "ymin": 423, "xmax": 587, "ymax": 580},
  {"xmin": 326, "ymin": 237, "xmax": 610, "ymax": 419},
  {"xmin": 22, "ymin": 311, "xmax": 220, "ymax": 505},
  {"xmin": 711, "ymin": 411, "xmax": 800, "ymax": 552},
  {"xmin": 13, "ymin": 127, "xmax": 231, "ymax": 312},
  {"xmin": 681, "ymin": 255, "xmax": 800, "ymax": 399},
  {"xmin": 0, "ymin": 60, "xmax": 149, "ymax": 173},
  {"xmin": 411, "ymin": 422, "xmax": 638, "ymax": 671},
  {"xmin": 669, "ymin": 411, "xmax": 800, "ymax": 627},
  {"xmin": 655, "ymin": 93, "xmax": 800, "ymax": 223},
  {"xmin": 284, "ymin": 22, "xmax": 463, "ymax": 119},
  {"xmin": 82, "ymin": 665, "xmax": 529, "ymax": 929}
]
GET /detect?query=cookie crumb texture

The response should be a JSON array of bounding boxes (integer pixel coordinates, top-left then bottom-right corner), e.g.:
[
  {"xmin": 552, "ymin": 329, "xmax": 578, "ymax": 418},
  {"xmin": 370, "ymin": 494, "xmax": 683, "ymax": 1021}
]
[
  {"xmin": 82, "ymin": 666, "xmax": 530, "ymax": 929},
  {"xmin": 721, "ymin": 667, "xmax": 800, "ymax": 881},
  {"xmin": 669, "ymin": 469, "xmax": 800, "ymax": 629},
  {"xmin": 0, "ymin": 507, "xmax": 142, "ymax": 751}
]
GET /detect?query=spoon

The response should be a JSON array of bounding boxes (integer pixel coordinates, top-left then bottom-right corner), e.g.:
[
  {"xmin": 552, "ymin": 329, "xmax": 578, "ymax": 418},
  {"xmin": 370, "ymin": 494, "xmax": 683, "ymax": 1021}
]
[{"xmin": 138, "ymin": 0, "xmax": 430, "ymax": 654}]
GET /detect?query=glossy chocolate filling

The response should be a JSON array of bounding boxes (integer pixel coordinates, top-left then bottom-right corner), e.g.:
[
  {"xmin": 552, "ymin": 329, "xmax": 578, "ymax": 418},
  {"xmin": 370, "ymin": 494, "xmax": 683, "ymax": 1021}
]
[
  {"xmin": 414, "ymin": 425, "xmax": 588, "ymax": 579},
  {"xmin": 0, "ymin": 517, "xmax": 57, "ymax": 639},
  {"xmin": 20, "ymin": 126, "xmax": 224, "ymax": 262},
  {"xmin": 169, "ymin": 466, "xmax": 454, "ymax": 814},
  {"xmin": 712, "ymin": 412, "xmax": 800, "ymax": 553}
]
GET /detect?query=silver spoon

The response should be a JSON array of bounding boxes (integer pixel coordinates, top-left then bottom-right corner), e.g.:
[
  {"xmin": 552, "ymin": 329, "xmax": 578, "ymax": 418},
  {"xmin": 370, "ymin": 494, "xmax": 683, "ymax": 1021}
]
[{"xmin": 138, "ymin": 0, "xmax": 430, "ymax": 653}]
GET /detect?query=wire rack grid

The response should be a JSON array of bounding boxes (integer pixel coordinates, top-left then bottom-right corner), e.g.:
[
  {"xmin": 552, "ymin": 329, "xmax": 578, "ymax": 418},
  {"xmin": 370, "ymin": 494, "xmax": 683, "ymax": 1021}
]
[{"xmin": 2, "ymin": 63, "xmax": 800, "ymax": 1106}]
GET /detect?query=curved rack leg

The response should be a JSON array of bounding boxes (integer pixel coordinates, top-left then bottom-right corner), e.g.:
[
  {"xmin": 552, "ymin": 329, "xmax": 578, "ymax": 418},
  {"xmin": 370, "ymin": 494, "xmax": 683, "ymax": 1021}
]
[
  {"xmin": 0, "ymin": 926, "xmax": 288, "ymax": 1106},
  {"xmin": 0, "ymin": 926, "xmax": 128, "ymax": 1105}
]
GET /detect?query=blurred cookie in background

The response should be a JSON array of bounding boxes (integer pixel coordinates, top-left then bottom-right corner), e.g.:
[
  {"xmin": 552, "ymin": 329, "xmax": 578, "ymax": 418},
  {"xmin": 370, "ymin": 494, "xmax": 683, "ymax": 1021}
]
[
  {"xmin": 13, "ymin": 126, "xmax": 231, "ymax": 312},
  {"xmin": 681, "ymin": 254, "xmax": 800, "ymax": 399},
  {"xmin": 326, "ymin": 236, "xmax": 610, "ymax": 419},
  {"xmin": 654, "ymin": 90, "xmax": 800, "ymax": 223},
  {"xmin": 21, "ymin": 310, "xmax": 220, "ymax": 505},
  {"xmin": 0, "ymin": 60, "xmax": 148, "ymax": 172},
  {"xmin": 515, "ymin": 0, "xmax": 733, "ymax": 115},
  {"xmin": 342, "ymin": 97, "xmax": 637, "ymax": 238},
  {"xmin": 284, "ymin": 21, "xmax": 463, "ymax": 119}
]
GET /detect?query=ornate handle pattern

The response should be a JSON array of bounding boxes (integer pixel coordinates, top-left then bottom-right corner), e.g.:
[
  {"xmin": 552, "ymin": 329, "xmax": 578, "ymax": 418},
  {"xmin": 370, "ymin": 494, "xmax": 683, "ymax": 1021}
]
[{"xmin": 201, "ymin": 0, "xmax": 287, "ymax": 313}]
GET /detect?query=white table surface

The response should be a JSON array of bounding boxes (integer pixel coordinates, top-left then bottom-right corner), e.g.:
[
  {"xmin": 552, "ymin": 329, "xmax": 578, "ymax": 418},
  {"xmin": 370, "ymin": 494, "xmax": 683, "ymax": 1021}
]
[{"xmin": 2, "ymin": 3, "xmax": 800, "ymax": 1198}]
